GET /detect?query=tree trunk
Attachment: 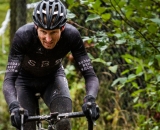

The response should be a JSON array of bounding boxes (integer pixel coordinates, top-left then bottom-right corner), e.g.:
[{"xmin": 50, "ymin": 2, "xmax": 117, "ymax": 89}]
[
  {"xmin": 10, "ymin": 0, "xmax": 17, "ymax": 46},
  {"xmin": 16, "ymin": 0, "xmax": 27, "ymax": 30},
  {"xmin": 10, "ymin": 0, "xmax": 27, "ymax": 48}
]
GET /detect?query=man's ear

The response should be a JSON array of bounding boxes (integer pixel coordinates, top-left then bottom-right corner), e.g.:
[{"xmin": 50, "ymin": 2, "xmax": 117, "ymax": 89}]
[
  {"xmin": 61, "ymin": 26, "xmax": 65, "ymax": 31},
  {"xmin": 34, "ymin": 25, "xmax": 38, "ymax": 29}
]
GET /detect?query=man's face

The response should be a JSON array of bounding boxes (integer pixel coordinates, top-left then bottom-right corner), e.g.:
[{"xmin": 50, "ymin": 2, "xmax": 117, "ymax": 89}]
[{"xmin": 37, "ymin": 27, "xmax": 62, "ymax": 49}]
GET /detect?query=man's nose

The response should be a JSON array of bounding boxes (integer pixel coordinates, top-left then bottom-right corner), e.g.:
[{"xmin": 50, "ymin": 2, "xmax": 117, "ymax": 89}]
[{"xmin": 45, "ymin": 34, "xmax": 52, "ymax": 42}]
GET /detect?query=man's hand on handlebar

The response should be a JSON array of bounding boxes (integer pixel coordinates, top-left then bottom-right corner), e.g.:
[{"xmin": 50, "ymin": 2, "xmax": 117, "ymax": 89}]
[
  {"xmin": 82, "ymin": 95, "xmax": 100, "ymax": 122},
  {"xmin": 9, "ymin": 101, "xmax": 28, "ymax": 129}
]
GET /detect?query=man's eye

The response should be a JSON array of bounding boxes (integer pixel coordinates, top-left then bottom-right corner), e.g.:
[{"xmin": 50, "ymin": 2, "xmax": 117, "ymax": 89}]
[
  {"xmin": 51, "ymin": 32, "xmax": 57, "ymax": 35},
  {"xmin": 42, "ymin": 31, "xmax": 46, "ymax": 34}
]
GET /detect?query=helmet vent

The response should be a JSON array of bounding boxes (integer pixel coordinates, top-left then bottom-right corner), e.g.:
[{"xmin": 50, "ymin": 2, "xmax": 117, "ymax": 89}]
[{"xmin": 33, "ymin": 0, "xmax": 67, "ymax": 30}]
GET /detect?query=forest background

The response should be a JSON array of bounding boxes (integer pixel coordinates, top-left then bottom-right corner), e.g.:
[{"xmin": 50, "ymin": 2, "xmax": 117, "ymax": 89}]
[{"xmin": 1, "ymin": 0, "xmax": 160, "ymax": 130}]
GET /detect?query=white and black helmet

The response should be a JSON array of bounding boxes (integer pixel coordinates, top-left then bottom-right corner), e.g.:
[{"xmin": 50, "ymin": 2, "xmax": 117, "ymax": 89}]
[{"xmin": 33, "ymin": 0, "xmax": 67, "ymax": 30}]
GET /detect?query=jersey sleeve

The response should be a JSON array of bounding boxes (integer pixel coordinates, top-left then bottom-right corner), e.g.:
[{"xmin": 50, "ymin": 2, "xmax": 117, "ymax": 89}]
[
  {"xmin": 70, "ymin": 29, "xmax": 99, "ymax": 98},
  {"xmin": 3, "ymin": 33, "xmax": 25, "ymax": 105}
]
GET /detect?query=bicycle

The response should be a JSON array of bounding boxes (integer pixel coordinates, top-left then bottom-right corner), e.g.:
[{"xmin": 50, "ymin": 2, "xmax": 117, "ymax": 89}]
[{"xmin": 19, "ymin": 93, "xmax": 96, "ymax": 130}]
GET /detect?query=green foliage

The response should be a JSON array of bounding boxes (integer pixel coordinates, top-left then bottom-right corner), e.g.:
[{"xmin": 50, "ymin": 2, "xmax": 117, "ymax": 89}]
[
  {"xmin": 0, "ymin": 1, "xmax": 9, "ymax": 24},
  {"xmin": 0, "ymin": 1, "xmax": 11, "ymax": 129},
  {"xmin": 2, "ymin": 0, "xmax": 160, "ymax": 129},
  {"xmin": 64, "ymin": 0, "xmax": 160, "ymax": 129}
]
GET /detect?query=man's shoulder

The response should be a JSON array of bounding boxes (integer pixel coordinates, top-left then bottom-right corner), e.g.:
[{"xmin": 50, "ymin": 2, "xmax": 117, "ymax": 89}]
[
  {"xmin": 65, "ymin": 23, "xmax": 78, "ymax": 32},
  {"xmin": 14, "ymin": 23, "xmax": 36, "ymax": 44},
  {"xmin": 64, "ymin": 23, "xmax": 80, "ymax": 36},
  {"xmin": 16, "ymin": 23, "xmax": 35, "ymax": 34}
]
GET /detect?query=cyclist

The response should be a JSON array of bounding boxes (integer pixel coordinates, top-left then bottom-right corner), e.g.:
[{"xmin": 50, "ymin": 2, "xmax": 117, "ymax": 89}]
[{"xmin": 3, "ymin": 0, "xmax": 100, "ymax": 129}]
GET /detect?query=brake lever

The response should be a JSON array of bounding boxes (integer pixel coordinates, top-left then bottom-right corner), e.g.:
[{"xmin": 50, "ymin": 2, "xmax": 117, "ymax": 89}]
[
  {"xmin": 19, "ymin": 108, "xmax": 24, "ymax": 130},
  {"xmin": 87, "ymin": 102, "xmax": 96, "ymax": 126}
]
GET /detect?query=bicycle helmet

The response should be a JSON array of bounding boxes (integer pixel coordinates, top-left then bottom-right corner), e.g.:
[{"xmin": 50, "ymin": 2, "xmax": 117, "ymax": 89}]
[{"xmin": 33, "ymin": 0, "xmax": 67, "ymax": 30}]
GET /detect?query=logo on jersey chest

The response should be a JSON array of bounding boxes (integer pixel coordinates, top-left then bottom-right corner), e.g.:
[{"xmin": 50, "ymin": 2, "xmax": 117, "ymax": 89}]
[{"xmin": 27, "ymin": 58, "xmax": 62, "ymax": 67}]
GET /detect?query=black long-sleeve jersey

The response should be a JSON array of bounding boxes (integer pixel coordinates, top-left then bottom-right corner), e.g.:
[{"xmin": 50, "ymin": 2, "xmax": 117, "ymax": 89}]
[{"xmin": 3, "ymin": 23, "xmax": 99, "ymax": 105}]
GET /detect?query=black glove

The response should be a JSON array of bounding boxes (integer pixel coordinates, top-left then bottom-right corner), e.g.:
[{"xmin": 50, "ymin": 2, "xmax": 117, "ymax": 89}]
[
  {"xmin": 9, "ymin": 101, "xmax": 29, "ymax": 129},
  {"xmin": 82, "ymin": 95, "xmax": 100, "ymax": 121}
]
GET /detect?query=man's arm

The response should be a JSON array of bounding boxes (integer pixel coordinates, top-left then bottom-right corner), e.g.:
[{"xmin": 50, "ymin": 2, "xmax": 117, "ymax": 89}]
[
  {"xmin": 73, "ymin": 54, "xmax": 99, "ymax": 98},
  {"xmin": 70, "ymin": 28, "xmax": 100, "ymax": 121},
  {"xmin": 70, "ymin": 30, "xmax": 99, "ymax": 98},
  {"xmin": 3, "ymin": 33, "xmax": 24, "ymax": 106}
]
